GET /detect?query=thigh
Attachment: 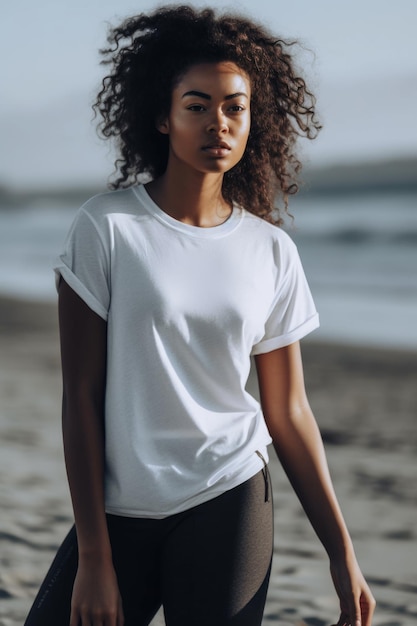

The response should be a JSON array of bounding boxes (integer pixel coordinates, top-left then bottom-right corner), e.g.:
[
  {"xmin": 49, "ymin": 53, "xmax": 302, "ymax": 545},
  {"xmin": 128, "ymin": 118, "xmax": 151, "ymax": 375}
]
[
  {"xmin": 107, "ymin": 514, "xmax": 163, "ymax": 626},
  {"xmin": 24, "ymin": 525, "xmax": 77, "ymax": 626},
  {"xmin": 161, "ymin": 470, "xmax": 274, "ymax": 626},
  {"xmin": 24, "ymin": 519, "xmax": 163, "ymax": 626}
]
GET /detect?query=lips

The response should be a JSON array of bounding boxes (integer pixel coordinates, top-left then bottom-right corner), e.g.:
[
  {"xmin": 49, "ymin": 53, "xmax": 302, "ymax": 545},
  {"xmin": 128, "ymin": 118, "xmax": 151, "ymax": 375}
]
[
  {"xmin": 202, "ymin": 140, "xmax": 231, "ymax": 150},
  {"xmin": 202, "ymin": 140, "xmax": 231, "ymax": 157}
]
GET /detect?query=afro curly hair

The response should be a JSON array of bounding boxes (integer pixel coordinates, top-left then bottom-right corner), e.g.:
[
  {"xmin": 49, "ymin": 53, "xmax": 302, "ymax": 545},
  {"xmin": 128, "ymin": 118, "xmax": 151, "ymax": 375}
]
[{"xmin": 94, "ymin": 4, "xmax": 321, "ymax": 224}]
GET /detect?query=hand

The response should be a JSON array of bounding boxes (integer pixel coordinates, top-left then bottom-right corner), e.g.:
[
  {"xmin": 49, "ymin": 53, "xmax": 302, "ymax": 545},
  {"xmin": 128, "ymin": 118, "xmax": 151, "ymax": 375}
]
[
  {"xmin": 330, "ymin": 555, "xmax": 375, "ymax": 626},
  {"xmin": 70, "ymin": 558, "xmax": 124, "ymax": 626}
]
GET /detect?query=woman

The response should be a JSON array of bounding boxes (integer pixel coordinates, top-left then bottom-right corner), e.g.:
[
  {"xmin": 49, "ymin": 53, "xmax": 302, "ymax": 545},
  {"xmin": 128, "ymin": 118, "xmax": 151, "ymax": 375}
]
[{"xmin": 25, "ymin": 5, "xmax": 375, "ymax": 626}]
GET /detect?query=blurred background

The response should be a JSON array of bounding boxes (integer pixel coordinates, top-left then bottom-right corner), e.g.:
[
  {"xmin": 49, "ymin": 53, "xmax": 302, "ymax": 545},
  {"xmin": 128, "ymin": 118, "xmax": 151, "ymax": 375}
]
[
  {"xmin": 0, "ymin": 1, "xmax": 416, "ymax": 625},
  {"xmin": 1, "ymin": 0, "xmax": 416, "ymax": 347}
]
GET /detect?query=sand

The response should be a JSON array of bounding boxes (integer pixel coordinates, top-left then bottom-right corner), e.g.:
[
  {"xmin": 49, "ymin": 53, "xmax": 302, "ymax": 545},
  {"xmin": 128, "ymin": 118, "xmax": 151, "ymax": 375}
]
[{"xmin": 0, "ymin": 296, "xmax": 416, "ymax": 626}]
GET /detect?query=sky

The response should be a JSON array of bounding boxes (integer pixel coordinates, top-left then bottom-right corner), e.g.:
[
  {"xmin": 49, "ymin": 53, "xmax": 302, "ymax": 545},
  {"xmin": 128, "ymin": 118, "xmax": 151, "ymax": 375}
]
[{"xmin": 1, "ymin": 0, "xmax": 417, "ymax": 189}]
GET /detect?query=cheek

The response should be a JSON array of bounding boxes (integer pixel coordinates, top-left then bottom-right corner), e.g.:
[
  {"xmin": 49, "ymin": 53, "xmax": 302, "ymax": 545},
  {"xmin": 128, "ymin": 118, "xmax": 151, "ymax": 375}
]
[
  {"xmin": 239, "ymin": 113, "xmax": 251, "ymax": 138},
  {"xmin": 170, "ymin": 116, "xmax": 196, "ymax": 140},
  {"xmin": 239, "ymin": 118, "xmax": 251, "ymax": 145}
]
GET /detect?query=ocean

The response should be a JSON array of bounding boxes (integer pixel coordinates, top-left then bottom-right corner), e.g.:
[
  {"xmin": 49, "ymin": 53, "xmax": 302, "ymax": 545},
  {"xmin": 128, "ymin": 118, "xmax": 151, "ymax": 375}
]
[{"xmin": 0, "ymin": 189, "xmax": 416, "ymax": 350}]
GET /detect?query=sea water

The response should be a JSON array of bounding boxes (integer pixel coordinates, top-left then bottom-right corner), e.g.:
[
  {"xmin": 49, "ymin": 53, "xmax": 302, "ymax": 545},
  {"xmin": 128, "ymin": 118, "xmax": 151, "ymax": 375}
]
[
  {"xmin": 0, "ymin": 190, "xmax": 416, "ymax": 350},
  {"xmin": 287, "ymin": 191, "xmax": 417, "ymax": 349}
]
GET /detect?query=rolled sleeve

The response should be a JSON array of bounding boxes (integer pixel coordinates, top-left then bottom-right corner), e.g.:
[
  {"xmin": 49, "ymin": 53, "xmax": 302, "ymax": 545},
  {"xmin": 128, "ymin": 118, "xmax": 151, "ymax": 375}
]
[
  {"xmin": 251, "ymin": 237, "xmax": 319, "ymax": 354},
  {"xmin": 53, "ymin": 207, "xmax": 111, "ymax": 320}
]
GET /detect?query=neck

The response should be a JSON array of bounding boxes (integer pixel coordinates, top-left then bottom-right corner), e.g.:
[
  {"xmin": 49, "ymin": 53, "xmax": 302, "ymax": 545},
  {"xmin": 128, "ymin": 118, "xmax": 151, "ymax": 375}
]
[{"xmin": 146, "ymin": 167, "xmax": 232, "ymax": 228}]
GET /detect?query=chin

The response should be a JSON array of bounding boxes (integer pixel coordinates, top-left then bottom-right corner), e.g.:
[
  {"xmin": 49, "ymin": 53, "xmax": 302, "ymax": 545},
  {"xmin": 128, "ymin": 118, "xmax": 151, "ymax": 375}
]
[{"xmin": 201, "ymin": 159, "xmax": 237, "ymax": 174}]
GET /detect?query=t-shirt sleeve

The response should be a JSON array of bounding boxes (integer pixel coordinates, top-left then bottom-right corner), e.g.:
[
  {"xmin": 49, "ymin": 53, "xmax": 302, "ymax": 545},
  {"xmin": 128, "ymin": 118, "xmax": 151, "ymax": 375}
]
[
  {"xmin": 251, "ymin": 236, "xmax": 319, "ymax": 355},
  {"xmin": 53, "ymin": 207, "xmax": 110, "ymax": 320}
]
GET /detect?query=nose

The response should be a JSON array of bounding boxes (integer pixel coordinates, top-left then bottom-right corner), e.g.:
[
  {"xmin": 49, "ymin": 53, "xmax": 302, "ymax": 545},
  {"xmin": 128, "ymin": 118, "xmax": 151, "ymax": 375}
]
[{"xmin": 207, "ymin": 109, "xmax": 228, "ymax": 133}]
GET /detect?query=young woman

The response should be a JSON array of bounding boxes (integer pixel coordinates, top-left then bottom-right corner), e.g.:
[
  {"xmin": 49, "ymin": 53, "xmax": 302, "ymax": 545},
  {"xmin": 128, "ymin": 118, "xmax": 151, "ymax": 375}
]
[{"xmin": 25, "ymin": 5, "xmax": 375, "ymax": 626}]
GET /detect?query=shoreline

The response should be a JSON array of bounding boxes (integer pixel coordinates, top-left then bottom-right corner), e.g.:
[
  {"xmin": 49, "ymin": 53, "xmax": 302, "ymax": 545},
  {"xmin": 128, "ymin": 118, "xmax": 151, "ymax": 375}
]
[
  {"xmin": 1, "ymin": 293, "xmax": 417, "ymax": 357},
  {"xmin": 1, "ymin": 296, "xmax": 416, "ymax": 625}
]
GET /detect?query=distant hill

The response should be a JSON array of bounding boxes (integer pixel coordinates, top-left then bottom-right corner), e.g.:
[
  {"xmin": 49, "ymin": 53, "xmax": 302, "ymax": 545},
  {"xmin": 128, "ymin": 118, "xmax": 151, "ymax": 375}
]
[
  {"xmin": 301, "ymin": 156, "xmax": 417, "ymax": 196},
  {"xmin": 0, "ymin": 156, "xmax": 416, "ymax": 209},
  {"xmin": 0, "ymin": 184, "xmax": 106, "ymax": 209}
]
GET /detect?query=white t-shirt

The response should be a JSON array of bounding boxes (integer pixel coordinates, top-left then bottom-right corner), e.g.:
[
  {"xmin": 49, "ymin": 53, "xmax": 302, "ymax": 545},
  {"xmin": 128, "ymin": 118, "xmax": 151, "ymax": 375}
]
[{"xmin": 54, "ymin": 185, "xmax": 319, "ymax": 518}]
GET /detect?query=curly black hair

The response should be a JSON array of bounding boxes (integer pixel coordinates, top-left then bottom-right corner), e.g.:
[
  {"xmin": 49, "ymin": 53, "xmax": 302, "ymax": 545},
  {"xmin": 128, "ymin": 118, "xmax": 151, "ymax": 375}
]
[{"xmin": 94, "ymin": 4, "xmax": 321, "ymax": 224}]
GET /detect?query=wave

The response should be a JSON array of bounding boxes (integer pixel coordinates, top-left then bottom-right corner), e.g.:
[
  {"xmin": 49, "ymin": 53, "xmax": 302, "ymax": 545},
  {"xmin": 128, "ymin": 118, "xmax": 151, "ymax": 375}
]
[{"xmin": 292, "ymin": 228, "xmax": 417, "ymax": 245}]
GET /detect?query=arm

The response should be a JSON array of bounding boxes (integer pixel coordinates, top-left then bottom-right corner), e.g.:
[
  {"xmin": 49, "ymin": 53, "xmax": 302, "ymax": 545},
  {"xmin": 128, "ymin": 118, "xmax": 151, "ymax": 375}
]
[
  {"xmin": 58, "ymin": 279, "xmax": 124, "ymax": 626},
  {"xmin": 255, "ymin": 341, "xmax": 375, "ymax": 626}
]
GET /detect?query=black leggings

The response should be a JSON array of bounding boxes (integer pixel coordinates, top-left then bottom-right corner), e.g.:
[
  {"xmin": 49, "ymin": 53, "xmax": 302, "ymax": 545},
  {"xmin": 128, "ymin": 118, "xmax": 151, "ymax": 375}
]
[{"xmin": 24, "ymin": 469, "xmax": 273, "ymax": 626}]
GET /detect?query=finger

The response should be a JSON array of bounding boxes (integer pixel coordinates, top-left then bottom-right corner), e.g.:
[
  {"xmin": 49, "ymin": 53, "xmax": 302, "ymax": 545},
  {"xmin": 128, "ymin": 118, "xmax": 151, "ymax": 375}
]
[
  {"xmin": 117, "ymin": 601, "xmax": 125, "ymax": 626},
  {"xmin": 350, "ymin": 592, "xmax": 376, "ymax": 626},
  {"xmin": 102, "ymin": 606, "xmax": 123, "ymax": 626},
  {"xmin": 116, "ymin": 608, "xmax": 125, "ymax": 626},
  {"xmin": 80, "ymin": 611, "xmax": 93, "ymax": 626},
  {"xmin": 98, "ymin": 611, "xmax": 117, "ymax": 626},
  {"xmin": 70, "ymin": 607, "xmax": 80, "ymax": 626},
  {"xmin": 360, "ymin": 591, "xmax": 376, "ymax": 626}
]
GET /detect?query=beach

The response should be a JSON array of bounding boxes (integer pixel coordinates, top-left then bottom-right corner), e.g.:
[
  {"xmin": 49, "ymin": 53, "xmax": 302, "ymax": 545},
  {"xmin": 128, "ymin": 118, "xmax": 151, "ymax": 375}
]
[{"xmin": 0, "ymin": 296, "xmax": 416, "ymax": 626}]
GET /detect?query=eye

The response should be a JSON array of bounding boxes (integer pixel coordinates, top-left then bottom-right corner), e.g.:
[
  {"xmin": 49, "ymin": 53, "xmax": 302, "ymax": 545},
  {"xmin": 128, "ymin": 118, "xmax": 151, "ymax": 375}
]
[
  {"xmin": 187, "ymin": 104, "xmax": 206, "ymax": 112},
  {"xmin": 228, "ymin": 104, "xmax": 246, "ymax": 112}
]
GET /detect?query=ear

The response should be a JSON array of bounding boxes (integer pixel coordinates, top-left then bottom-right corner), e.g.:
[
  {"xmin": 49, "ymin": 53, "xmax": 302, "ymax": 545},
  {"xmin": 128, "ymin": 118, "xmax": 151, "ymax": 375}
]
[{"xmin": 156, "ymin": 116, "xmax": 169, "ymax": 135}]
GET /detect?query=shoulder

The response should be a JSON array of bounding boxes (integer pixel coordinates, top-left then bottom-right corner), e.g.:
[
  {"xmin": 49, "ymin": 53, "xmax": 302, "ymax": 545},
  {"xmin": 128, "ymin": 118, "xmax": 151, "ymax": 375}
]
[
  {"xmin": 80, "ymin": 187, "xmax": 140, "ymax": 221},
  {"xmin": 240, "ymin": 209, "xmax": 298, "ymax": 252},
  {"xmin": 238, "ymin": 210, "xmax": 304, "ymax": 280},
  {"xmin": 69, "ymin": 186, "xmax": 148, "ymax": 240}
]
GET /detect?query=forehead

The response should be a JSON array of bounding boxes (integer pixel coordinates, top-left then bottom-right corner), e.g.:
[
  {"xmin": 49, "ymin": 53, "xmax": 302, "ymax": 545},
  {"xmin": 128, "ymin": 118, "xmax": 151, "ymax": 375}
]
[{"xmin": 174, "ymin": 61, "xmax": 251, "ymax": 95}]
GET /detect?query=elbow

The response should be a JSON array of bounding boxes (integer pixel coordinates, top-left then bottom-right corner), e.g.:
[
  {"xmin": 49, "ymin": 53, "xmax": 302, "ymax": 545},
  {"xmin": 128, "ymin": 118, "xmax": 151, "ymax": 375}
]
[{"xmin": 263, "ymin": 397, "xmax": 315, "ymax": 442}]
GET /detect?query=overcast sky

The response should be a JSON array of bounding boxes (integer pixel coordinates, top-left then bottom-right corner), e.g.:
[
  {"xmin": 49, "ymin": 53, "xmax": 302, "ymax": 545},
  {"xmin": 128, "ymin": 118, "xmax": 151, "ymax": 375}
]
[
  {"xmin": 1, "ymin": 0, "xmax": 417, "ymax": 188},
  {"xmin": 2, "ymin": 0, "xmax": 416, "ymax": 112}
]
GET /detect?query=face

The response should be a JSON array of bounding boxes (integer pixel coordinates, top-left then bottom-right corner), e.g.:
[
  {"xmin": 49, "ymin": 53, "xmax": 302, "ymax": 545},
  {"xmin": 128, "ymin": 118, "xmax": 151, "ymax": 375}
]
[{"xmin": 157, "ymin": 61, "xmax": 251, "ymax": 177}]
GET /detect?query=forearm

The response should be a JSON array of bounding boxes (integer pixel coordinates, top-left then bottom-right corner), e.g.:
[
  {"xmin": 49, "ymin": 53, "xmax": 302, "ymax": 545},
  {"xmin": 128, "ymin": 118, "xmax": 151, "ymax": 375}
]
[
  {"xmin": 58, "ymin": 279, "xmax": 111, "ymax": 562},
  {"xmin": 62, "ymin": 395, "xmax": 112, "ymax": 560},
  {"xmin": 256, "ymin": 345, "xmax": 375, "ymax": 624},
  {"xmin": 271, "ymin": 405, "xmax": 354, "ymax": 561}
]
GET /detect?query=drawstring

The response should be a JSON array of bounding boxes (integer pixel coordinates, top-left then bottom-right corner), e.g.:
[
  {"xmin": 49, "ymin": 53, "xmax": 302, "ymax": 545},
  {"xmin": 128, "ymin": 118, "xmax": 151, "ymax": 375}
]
[{"xmin": 255, "ymin": 450, "xmax": 270, "ymax": 502}]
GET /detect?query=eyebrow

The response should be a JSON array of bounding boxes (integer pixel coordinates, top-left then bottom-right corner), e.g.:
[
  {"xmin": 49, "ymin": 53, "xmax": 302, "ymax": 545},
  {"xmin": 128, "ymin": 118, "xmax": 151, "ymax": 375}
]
[{"xmin": 181, "ymin": 90, "xmax": 248, "ymax": 100}]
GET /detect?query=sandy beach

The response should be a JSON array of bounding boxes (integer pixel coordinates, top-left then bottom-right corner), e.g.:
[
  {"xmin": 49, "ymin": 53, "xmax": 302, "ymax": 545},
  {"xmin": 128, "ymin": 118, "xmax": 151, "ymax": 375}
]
[{"xmin": 0, "ymin": 296, "xmax": 416, "ymax": 626}]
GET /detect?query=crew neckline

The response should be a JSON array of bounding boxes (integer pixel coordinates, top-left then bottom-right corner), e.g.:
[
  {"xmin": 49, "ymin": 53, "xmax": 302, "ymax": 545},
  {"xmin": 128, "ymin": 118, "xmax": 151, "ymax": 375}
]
[{"xmin": 133, "ymin": 184, "xmax": 243, "ymax": 239}]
